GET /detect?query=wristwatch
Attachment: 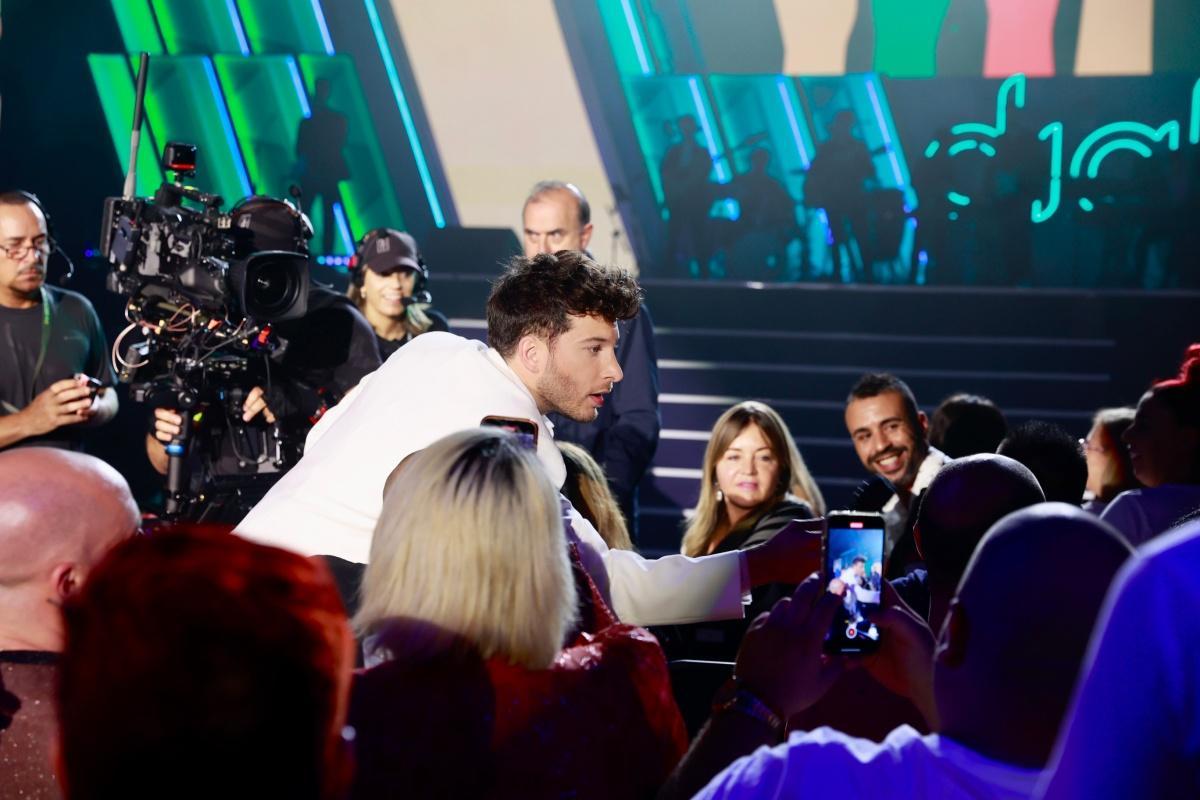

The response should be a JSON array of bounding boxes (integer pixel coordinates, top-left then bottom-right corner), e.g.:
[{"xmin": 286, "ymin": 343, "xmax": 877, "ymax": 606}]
[{"xmin": 711, "ymin": 678, "xmax": 786, "ymax": 740}]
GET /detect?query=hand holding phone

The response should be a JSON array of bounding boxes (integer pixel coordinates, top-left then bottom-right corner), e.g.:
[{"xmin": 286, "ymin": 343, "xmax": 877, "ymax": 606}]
[
  {"xmin": 74, "ymin": 373, "xmax": 104, "ymax": 402},
  {"xmin": 823, "ymin": 510, "xmax": 887, "ymax": 655},
  {"xmin": 860, "ymin": 582, "xmax": 938, "ymax": 725}
]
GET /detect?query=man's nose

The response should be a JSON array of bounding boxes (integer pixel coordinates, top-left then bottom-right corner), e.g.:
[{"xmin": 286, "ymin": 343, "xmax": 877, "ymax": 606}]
[{"xmin": 606, "ymin": 352, "xmax": 623, "ymax": 384}]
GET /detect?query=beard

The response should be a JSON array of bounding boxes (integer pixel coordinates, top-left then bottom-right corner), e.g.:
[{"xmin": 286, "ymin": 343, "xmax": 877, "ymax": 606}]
[{"xmin": 537, "ymin": 360, "xmax": 597, "ymax": 423}]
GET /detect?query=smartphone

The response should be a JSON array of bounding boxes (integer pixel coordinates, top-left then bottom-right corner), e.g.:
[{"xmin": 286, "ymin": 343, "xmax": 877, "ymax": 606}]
[
  {"xmin": 480, "ymin": 415, "xmax": 539, "ymax": 450},
  {"xmin": 75, "ymin": 373, "xmax": 104, "ymax": 399},
  {"xmin": 823, "ymin": 510, "xmax": 886, "ymax": 655}
]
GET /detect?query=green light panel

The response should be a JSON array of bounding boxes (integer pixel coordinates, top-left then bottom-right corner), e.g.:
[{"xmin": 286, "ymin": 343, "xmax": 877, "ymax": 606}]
[
  {"xmin": 149, "ymin": 0, "xmax": 249, "ymax": 55},
  {"xmin": 297, "ymin": 54, "xmax": 405, "ymax": 242},
  {"xmin": 234, "ymin": 0, "xmax": 334, "ymax": 55},
  {"xmin": 597, "ymin": 0, "xmax": 654, "ymax": 77},
  {"xmin": 213, "ymin": 55, "xmax": 312, "ymax": 200},
  {"xmin": 110, "ymin": 1, "xmax": 164, "ymax": 54},
  {"xmin": 133, "ymin": 55, "xmax": 253, "ymax": 203},
  {"xmin": 87, "ymin": 55, "xmax": 166, "ymax": 197}
]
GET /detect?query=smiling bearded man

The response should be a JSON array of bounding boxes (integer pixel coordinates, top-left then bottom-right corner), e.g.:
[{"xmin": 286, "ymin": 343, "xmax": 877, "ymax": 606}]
[{"xmin": 844, "ymin": 373, "xmax": 950, "ymax": 565}]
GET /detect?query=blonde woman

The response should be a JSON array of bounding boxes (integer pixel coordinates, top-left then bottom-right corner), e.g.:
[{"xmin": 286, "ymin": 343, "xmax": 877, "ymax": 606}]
[
  {"xmin": 682, "ymin": 401, "xmax": 825, "ymax": 557},
  {"xmin": 671, "ymin": 401, "xmax": 825, "ymax": 661},
  {"xmin": 349, "ymin": 428, "xmax": 686, "ymax": 798},
  {"xmin": 558, "ymin": 441, "xmax": 635, "ymax": 551},
  {"xmin": 347, "ymin": 228, "xmax": 448, "ymax": 359}
]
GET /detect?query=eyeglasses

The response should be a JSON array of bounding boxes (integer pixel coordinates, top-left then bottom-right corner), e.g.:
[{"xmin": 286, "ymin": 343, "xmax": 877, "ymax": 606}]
[
  {"xmin": 1079, "ymin": 437, "xmax": 1109, "ymax": 455},
  {"xmin": 0, "ymin": 241, "xmax": 50, "ymax": 261}
]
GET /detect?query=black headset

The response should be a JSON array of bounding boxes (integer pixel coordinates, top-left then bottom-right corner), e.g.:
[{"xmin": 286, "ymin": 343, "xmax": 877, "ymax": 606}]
[
  {"xmin": 5, "ymin": 189, "xmax": 75, "ymax": 283},
  {"xmin": 349, "ymin": 227, "xmax": 430, "ymax": 302},
  {"xmin": 228, "ymin": 195, "xmax": 314, "ymax": 256}
]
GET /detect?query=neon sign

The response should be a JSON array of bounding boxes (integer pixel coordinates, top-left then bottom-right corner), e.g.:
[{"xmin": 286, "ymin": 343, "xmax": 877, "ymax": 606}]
[{"xmin": 925, "ymin": 74, "xmax": 1200, "ymax": 223}]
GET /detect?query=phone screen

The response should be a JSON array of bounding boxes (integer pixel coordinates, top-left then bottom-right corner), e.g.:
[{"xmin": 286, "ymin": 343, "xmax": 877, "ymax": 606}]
[{"xmin": 824, "ymin": 512, "xmax": 886, "ymax": 654}]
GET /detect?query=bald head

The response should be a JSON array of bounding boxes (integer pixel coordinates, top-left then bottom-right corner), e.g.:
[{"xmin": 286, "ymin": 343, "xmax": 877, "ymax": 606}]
[
  {"xmin": 935, "ymin": 502, "xmax": 1133, "ymax": 767},
  {"xmin": 916, "ymin": 453, "xmax": 1044, "ymax": 586},
  {"xmin": 0, "ymin": 448, "xmax": 138, "ymax": 650}
]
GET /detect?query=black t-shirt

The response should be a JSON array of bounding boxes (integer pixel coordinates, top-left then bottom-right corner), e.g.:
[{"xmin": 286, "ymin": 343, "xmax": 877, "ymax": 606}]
[
  {"xmin": 0, "ymin": 287, "xmax": 113, "ymax": 450},
  {"xmin": 375, "ymin": 307, "xmax": 449, "ymax": 360}
]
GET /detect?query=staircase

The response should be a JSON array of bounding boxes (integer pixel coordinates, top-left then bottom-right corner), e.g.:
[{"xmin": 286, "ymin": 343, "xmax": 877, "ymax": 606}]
[{"xmin": 435, "ymin": 272, "xmax": 1199, "ymax": 555}]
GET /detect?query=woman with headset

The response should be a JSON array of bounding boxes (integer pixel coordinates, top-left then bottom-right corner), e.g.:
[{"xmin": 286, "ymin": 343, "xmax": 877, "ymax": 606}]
[{"xmin": 347, "ymin": 228, "xmax": 448, "ymax": 359}]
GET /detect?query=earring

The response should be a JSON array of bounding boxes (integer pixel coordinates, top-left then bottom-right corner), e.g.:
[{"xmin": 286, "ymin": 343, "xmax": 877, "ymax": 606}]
[{"xmin": 715, "ymin": 488, "xmax": 724, "ymax": 502}]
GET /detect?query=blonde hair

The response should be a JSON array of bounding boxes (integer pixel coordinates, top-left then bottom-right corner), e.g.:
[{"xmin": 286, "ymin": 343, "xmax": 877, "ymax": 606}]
[
  {"xmin": 354, "ymin": 428, "xmax": 577, "ymax": 669},
  {"xmin": 681, "ymin": 401, "xmax": 825, "ymax": 557},
  {"xmin": 557, "ymin": 441, "xmax": 634, "ymax": 551},
  {"xmin": 347, "ymin": 282, "xmax": 435, "ymax": 340}
]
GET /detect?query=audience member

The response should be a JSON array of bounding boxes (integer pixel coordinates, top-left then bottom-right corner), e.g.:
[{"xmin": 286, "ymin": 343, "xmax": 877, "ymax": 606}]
[
  {"xmin": 663, "ymin": 504, "xmax": 1133, "ymax": 800},
  {"xmin": 1036, "ymin": 517, "xmax": 1200, "ymax": 800},
  {"xmin": 0, "ymin": 192, "xmax": 118, "ymax": 451},
  {"xmin": 845, "ymin": 373, "xmax": 948, "ymax": 572},
  {"xmin": 791, "ymin": 453, "xmax": 1044, "ymax": 742},
  {"xmin": 669, "ymin": 401, "xmax": 824, "ymax": 659},
  {"xmin": 558, "ymin": 440, "xmax": 634, "ymax": 551},
  {"xmin": 1080, "ymin": 407, "xmax": 1140, "ymax": 515},
  {"xmin": 682, "ymin": 401, "xmax": 825, "ymax": 558},
  {"xmin": 346, "ymin": 227, "xmax": 449, "ymax": 359},
  {"xmin": 239, "ymin": 252, "xmax": 820, "ymax": 628},
  {"xmin": 1101, "ymin": 344, "xmax": 1200, "ymax": 545},
  {"xmin": 898, "ymin": 453, "xmax": 1045, "ymax": 630},
  {"xmin": 56, "ymin": 526, "xmax": 354, "ymax": 800},
  {"xmin": 349, "ymin": 428, "xmax": 686, "ymax": 798},
  {"xmin": 522, "ymin": 180, "xmax": 660, "ymax": 541},
  {"xmin": 928, "ymin": 393, "xmax": 1008, "ymax": 458},
  {"xmin": 997, "ymin": 420, "xmax": 1088, "ymax": 505},
  {"xmin": 0, "ymin": 448, "xmax": 137, "ymax": 800}
]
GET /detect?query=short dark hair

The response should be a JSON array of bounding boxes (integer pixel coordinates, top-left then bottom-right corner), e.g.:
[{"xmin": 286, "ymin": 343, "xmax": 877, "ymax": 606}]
[
  {"xmin": 525, "ymin": 180, "xmax": 590, "ymax": 226},
  {"xmin": 915, "ymin": 454, "xmax": 1044, "ymax": 584},
  {"xmin": 851, "ymin": 555, "xmax": 867, "ymax": 566},
  {"xmin": 847, "ymin": 373, "xmax": 923, "ymax": 431},
  {"xmin": 0, "ymin": 190, "xmax": 41, "ymax": 211},
  {"xmin": 997, "ymin": 420, "xmax": 1088, "ymax": 504},
  {"xmin": 929, "ymin": 393, "xmax": 1008, "ymax": 458},
  {"xmin": 57, "ymin": 525, "xmax": 351, "ymax": 800},
  {"xmin": 486, "ymin": 251, "xmax": 641, "ymax": 357}
]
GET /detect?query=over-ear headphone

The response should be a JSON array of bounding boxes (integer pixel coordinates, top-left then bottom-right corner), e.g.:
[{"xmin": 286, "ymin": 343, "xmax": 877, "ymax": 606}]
[
  {"xmin": 349, "ymin": 228, "xmax": 430, "ymax": 303},
  {"xmin": 4, "ymin": 189, "xmax": 75, "ymax": 283},
  {"xmin": 228, "ymin": 195, "xmax": 314, "ymax": 256}
]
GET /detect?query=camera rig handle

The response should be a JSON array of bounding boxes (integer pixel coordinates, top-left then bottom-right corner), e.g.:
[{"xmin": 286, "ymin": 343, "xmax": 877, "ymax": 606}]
[{"xmin": 164, "ymin": 389, "xmax": 199, "ymax": 518}]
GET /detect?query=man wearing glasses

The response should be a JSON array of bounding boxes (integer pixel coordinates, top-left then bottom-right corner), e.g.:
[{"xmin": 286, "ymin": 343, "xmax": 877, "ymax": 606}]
[{"xmin": 0, "ymin": 192, "xmax": 117, "ymax": 451}]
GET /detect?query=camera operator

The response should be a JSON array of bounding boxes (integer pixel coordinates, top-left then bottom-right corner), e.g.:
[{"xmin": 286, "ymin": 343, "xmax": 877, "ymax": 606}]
[
  {"xmin": 0, "ymin": 191, "xmax": 118, "ymax": 451},
  {"xmin": 144, "ymin": 197, "xmax": 381, "ymax": 521},
  {"xmin": 346, "ymin": 228, "xmax": 448, "ymax": 359}
]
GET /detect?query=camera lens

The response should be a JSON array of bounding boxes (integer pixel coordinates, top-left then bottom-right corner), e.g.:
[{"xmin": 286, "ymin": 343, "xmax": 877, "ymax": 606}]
[{"xmin": 237, "ymin": 251, "xmax": 309, "ymax": 321}]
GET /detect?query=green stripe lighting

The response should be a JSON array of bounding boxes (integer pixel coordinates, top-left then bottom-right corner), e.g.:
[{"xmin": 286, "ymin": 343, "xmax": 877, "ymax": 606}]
[{"xmin": 362, "ymin": 0, "xmax": 446, "ymax": 228}]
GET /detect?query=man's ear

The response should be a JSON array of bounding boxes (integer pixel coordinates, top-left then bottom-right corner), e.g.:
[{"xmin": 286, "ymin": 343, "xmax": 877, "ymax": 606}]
[
  {"xmin": 579, "ymin": 222, "xmax": 594, "ymax": 252},
  {"xmin": 918, "ymin": 410, "xmax": 930, "ymax": 435},
  {"xmin": 514, "ymin": 334, "xmax": 549, "ymax": 376},
  {"xmin": 51, "ymin": 563, "xmax": 81, "ymax": 602},
  {"xmin": 934, "ymin": 599, "xmax": 968, "ymax": 668}
]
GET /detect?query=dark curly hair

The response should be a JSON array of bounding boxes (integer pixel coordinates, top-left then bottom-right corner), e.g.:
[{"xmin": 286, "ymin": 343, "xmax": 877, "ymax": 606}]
[{"xmin": 486, "ymin": 251, "xmax": 642, "ymax": 357}]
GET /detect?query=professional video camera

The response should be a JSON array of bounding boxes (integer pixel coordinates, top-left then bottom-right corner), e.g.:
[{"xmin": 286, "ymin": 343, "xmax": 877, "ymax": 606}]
[{"xmin": 100, "ymin": 141, "xmax": 312, "ymax": 516}]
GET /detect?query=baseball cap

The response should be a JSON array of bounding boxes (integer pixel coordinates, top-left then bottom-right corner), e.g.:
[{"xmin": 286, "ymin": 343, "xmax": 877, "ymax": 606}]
[{"xmin": 361, "ymin": 229, "xmax": 421, "ymax": 274}]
